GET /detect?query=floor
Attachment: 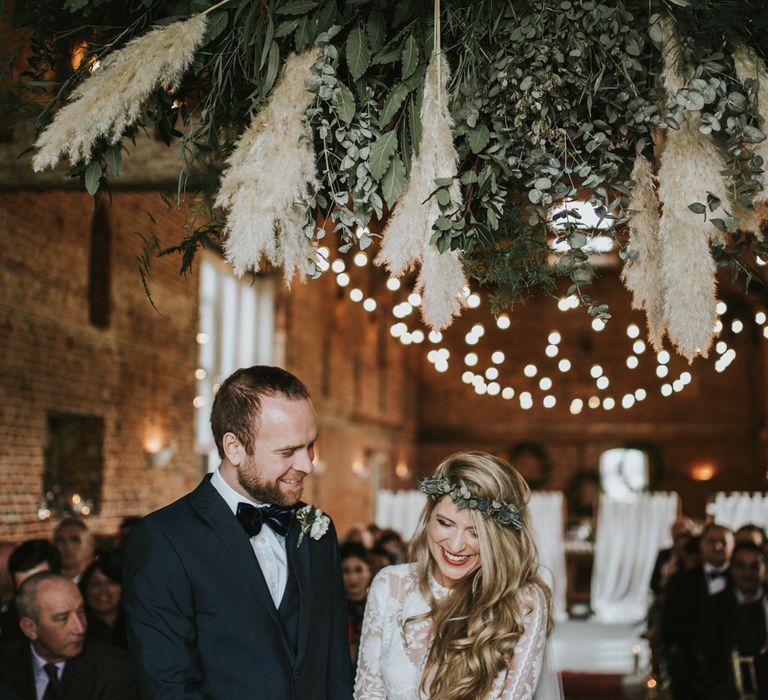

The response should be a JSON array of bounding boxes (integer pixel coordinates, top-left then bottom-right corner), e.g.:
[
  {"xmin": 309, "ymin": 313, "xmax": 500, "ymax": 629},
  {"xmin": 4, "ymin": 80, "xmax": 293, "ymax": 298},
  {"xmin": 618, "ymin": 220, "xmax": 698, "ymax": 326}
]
[{"xmin": 552, "ymin": 620, "xmax": 651, "ymax": 699}]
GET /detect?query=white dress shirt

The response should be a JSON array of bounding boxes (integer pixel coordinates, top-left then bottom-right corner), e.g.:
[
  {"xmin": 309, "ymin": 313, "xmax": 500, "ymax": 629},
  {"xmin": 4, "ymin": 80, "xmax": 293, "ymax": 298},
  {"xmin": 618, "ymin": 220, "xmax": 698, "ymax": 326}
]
[
  {"xmin": 703, "ymin": 562, "xmax": 729, "ymax": 595},
  {"xmin": 211, "ymin": 467, "xmax": 288, "ymax": 607},
  {"xmin": 30, "ymin": 645, "xmax": 65, "ymax": 700}
]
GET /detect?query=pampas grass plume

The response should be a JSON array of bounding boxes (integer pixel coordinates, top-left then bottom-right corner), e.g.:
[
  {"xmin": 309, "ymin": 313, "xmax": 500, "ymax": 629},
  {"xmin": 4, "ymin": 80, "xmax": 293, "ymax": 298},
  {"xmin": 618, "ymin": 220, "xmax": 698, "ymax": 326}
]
[
  {"xmin": 621, "ymin": 154, "xmax": 666, "ymax": 351},
  {"xmin": 33, "ymin": 14, "xmax": 207, "ymax": 170},
  {"xmin": 215, "ymin": 48, "xmax": 322, "ymax": 284},
  {"xmin": 377, "ymin": 52, "xmax": 467, "ymax": 329},
  {"xmin": 657, "ymin": 17, "xmax": 720, "ymax": 360}
]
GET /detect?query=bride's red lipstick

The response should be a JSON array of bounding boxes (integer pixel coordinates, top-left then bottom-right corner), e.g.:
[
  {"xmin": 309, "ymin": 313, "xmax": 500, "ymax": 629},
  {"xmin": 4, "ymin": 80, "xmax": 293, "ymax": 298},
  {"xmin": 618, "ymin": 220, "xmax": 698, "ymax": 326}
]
[{"xmin": 440, "ymin": 547, "xmax": 470, "ymax": 567}]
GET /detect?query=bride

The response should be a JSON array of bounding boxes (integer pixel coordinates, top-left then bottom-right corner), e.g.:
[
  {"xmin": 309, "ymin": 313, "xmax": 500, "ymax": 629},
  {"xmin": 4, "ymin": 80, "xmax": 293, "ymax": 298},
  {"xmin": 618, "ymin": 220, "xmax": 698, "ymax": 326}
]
[{"xmin": 354, "ymin": 451, "xmax": 560, "ymax": 699}]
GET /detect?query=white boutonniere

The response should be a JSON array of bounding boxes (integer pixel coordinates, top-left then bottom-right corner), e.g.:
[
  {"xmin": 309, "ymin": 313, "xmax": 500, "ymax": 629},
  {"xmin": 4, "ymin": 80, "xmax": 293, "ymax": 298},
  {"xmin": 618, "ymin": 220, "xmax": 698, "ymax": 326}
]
[{"xmin": 296, "ymin": 505, "xmax": 330, "ymax": 548}]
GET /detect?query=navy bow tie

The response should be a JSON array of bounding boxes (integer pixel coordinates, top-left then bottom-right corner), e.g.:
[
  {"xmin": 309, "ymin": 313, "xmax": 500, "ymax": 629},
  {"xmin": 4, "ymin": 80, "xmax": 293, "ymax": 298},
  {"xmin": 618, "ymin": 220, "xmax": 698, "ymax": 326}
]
[{"xmin": 236, "ymin": 502, "xmax": 296, "ymax": 538}]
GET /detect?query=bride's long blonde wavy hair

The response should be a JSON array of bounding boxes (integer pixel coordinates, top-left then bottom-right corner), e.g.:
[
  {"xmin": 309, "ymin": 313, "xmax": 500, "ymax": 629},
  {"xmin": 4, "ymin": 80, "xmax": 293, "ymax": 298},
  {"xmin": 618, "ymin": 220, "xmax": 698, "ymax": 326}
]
[{"xmin": 408, "ymin": 451, "xmax": 553, "ymax": 700}]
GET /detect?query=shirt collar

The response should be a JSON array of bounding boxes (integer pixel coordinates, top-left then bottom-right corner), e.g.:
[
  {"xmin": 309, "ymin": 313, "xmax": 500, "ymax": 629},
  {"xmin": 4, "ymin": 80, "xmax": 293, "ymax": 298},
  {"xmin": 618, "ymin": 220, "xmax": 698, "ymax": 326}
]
[
  {"xmin": 704, "ymin": 562, "xmax": 729, "ymax": 575},
  {"xmin": 210, "ymin": 466, "xmax": 262, "ymax": 516},
  {"xmin": 29, "ymin": 643, "xmax": 65, "ymax": 676}
]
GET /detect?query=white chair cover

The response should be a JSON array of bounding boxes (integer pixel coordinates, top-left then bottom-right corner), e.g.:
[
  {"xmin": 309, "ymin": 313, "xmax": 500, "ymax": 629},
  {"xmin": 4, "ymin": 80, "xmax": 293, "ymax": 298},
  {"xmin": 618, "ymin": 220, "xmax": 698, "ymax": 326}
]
[
  {"xmin": 529, "ymin": 491, "xmax": 568, "ymax": 623},
  {"xmin": 709, "ymin": 492, "xmax": 768, "ymax": 530},
  {"xmin": 590, "ymin": 492, "xmax": 679, "ymax": 623}
]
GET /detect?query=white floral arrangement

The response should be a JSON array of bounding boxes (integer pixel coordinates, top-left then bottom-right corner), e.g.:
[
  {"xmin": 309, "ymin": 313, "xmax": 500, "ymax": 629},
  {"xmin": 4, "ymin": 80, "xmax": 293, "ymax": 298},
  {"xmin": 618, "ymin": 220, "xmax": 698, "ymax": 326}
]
[{"xmin": 295, "ymin": 504, "xmax": 330, "ymax": 548}]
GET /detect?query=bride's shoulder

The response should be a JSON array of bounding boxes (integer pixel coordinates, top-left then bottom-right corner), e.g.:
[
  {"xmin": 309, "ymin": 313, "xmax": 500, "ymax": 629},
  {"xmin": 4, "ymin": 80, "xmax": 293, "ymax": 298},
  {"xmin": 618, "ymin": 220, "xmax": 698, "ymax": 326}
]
[{"xmin": 369, "ymin": 562, "xmax": 419, "ymax": 599}]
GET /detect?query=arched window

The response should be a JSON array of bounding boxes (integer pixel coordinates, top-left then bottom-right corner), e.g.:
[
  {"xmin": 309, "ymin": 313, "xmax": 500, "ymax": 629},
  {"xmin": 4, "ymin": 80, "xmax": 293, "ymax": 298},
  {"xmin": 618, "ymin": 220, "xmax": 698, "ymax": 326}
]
[{"xmin": 599, "ymin": 447, "xmax": 650, "ymax": 500}]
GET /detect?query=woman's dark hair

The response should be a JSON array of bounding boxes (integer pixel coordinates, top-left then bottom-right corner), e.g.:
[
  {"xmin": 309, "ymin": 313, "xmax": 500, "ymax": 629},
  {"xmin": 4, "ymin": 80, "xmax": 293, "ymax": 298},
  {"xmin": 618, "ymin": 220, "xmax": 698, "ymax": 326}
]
[
  {"xmin": 8, "ymin": 540, "xmax": 61, "ymax": 580},
  {"xmin": 340, "ymin": 542, "xmax": 371, "ymax": 566},
  {"xmin": 78, "ymin": 550, "xmax": 123, "ymax": 598}
]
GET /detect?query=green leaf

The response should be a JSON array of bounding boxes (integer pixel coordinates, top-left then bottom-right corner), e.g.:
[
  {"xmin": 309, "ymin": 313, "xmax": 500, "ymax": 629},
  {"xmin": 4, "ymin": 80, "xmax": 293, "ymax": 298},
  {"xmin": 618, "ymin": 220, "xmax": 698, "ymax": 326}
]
[
  {"xmin": 84, "ymin": 161, "xmax": 102, "ymax": 195},
  {"xmin": 688, "ymin": 202, "xmax": 707, "ymax": 215},
  {"xmin": 203, "ymin": 11, "xmax": 228, "ymax": 45},
  {"xmin": 436, "ymin": 188, "xmax": 451, "ymax": 206},
  {"xmin": 368, "ymin": 129, "xmax": 398, "ymax": 181},
  {"xmin": 274, "ymin": 18, "xmax": 299, "ymax": 38},
  {"xmin": 460, "ymin": 170, "xmax": 478, "ymax": 185},
  {"xmin": 294, "ymin": 15, "xmax": 312, "ymax": 52},
  {"xmin": 467, "ymin": 124, "xmax": 490, "ymax": 154},
  {"xmin": 346, "ymin": 27, "xmax": 371, "ymax": 81},
  {"xmin": 275, "ymin": 0, "xmax": 319, "ymax": 15},
  {"xmin": 378, "ymin": 83, "xmax": 409, "ymax": 128},
  {"xmin": 333, "ymin": 84, "xmax": 356, "ymax": 125},
  {"xmin": 381, "ymin": 155, "xmax": 406, "ymax": 207},
  {"xmin": 264, "ymin": 41, "xmax": 280, "ymax": 94},
  {"xmin": 434, "ymin": 177, "xmax": 454, "ymax": 186},
  {"xmin": 367, "ymin": 12, "xmax": 386, "ymax": 52},
  {"xmin": 401, "ymin": 34, "xmax": 418, "ymax": 80},
  {"xmin": 105, "ymin": 145, "xmax": 123, "ymax": 178}
]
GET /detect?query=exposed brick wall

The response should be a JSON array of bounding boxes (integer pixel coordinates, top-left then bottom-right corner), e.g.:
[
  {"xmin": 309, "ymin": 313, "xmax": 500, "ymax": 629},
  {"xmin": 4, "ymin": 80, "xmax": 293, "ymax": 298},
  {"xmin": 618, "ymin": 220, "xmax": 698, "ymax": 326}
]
[
  {"xmin": 0, "ymin": 190, "xmax": 422, "ymax": 540},
  {"xmin": 0, "ymin": 190, "xmax": 200, "ymax": 541}
]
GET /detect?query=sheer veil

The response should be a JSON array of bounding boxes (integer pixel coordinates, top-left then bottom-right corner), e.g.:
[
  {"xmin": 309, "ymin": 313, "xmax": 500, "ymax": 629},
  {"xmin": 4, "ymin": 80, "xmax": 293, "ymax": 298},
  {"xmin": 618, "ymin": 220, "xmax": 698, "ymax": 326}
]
[{"xmin": 534, "ymin": 636, "xmax": 564, "ymax": 700}]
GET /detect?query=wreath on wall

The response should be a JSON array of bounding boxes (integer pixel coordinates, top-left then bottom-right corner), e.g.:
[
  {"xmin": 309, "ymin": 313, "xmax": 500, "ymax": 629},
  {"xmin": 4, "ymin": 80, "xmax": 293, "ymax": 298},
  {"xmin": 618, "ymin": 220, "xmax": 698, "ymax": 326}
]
[{"xmin": 6, "ymin": 0, "xmax": 768, "ymax": 360}]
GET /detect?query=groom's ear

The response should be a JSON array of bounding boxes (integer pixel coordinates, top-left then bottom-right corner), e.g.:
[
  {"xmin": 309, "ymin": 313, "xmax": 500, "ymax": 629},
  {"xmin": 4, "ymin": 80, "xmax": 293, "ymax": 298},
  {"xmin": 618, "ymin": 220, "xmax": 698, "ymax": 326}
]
[{"xmin": 222, "ymin": 432, "xmax": 245, "ymax": 465}]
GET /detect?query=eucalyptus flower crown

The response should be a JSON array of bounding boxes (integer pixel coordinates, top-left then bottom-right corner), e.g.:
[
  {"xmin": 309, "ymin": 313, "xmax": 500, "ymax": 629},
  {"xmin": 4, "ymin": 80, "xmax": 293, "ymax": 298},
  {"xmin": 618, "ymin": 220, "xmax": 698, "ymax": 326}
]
[{"xmin": 419, "ymin": 475, "xmax": 524, "ymax": 531}]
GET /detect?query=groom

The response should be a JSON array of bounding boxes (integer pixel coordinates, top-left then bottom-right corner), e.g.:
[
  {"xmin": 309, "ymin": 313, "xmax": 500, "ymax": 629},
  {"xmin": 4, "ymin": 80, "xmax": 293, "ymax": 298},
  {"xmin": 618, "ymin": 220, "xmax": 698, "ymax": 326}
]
[{"xmin": 124, "ymin": 366, "xmax": 353, "ymax": 699}]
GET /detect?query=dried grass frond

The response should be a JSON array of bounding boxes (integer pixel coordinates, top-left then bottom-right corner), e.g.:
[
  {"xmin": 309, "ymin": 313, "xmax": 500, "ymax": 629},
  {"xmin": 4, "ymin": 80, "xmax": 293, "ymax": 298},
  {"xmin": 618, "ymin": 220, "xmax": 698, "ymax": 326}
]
[
  {"xmin": 215, "ymin": 48, "xmax": 322, "ymax": 284},
  {"xmin": 33, "ymin": 14, "xmax": 207, "ymax": 170},
  {"xmin": 621, "ymin": 154, "xmax": 666, "ymax": 351},
  {"xmin": 377, "ymin": 52, "xmax": 467, "ymax": 328}
]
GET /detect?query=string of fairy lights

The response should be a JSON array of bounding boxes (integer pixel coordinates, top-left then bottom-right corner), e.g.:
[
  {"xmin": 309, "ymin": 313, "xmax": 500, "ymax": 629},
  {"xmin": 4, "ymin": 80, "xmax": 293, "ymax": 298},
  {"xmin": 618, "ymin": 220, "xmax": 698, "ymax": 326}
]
[{"xmin": 318, "ymin": 243, "xmax": 764, "ymax": 414}]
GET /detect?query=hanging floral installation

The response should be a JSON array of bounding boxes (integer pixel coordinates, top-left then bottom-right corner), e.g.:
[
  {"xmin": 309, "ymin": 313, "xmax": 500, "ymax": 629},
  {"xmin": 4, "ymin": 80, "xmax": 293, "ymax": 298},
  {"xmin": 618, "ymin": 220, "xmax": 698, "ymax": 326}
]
[{"xmin": 6, "ymin": 0, "xmax": 768, "ymax": 360}]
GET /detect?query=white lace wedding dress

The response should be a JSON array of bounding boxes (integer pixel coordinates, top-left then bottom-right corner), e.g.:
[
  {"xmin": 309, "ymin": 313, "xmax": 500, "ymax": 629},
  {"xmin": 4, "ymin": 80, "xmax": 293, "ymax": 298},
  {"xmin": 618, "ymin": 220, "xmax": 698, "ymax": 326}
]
[{"xmin": 354, "ymin": 563, "xmax": 561, "ymax": 700}]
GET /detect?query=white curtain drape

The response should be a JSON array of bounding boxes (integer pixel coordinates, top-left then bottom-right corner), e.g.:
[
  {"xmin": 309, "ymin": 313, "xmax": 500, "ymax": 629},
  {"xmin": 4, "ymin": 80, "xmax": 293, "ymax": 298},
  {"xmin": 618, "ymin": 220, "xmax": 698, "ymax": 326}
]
[
  {"xmin": 374, "ymin": 490, "xmax": 427, "ymax": 541},
  {"xmin": 529, "ymin": 491, "xmax": 568, "ymax": 622},
  {"xmin": 590, "ymin": 492, "xmax": 678, "ymax": 623},
  {"xmin": 709, "ymin": 492, "xmax": 768, "ymax": 530}
]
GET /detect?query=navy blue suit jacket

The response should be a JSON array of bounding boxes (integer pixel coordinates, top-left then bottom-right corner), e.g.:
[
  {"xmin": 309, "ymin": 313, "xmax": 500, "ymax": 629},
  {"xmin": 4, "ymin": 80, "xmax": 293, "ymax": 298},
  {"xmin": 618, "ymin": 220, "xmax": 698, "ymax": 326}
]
[{"xmin": 123, "ymin": 476, "xmax": 353, "ymax": 700}]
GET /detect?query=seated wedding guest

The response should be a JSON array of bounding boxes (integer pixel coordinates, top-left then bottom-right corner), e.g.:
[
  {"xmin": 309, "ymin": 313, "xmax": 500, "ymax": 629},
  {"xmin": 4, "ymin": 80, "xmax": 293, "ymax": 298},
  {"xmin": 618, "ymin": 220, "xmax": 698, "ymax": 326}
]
[
  {"xmin": 735, "ymin": 523, "xmax": 767, "ymax": 548},
  {"xmin": 53, "ymin": 518, "xmax": 94, "ymax": 584},
  {"xmin": 343, "ymin": 525, "xmax": 374, "ymax": 549},
  {"xmin": 0, "ymin": 572, "xmax": 139, "ymax": 699},
  {"xmin": 116, "ymin": 517, "xmax": 141, "ymax": 552},
  {"xmin": 355, "ymin": 452, "xmax": 559, "ymax": 699},
  {"xmin": 375, "ymin": 529, "xmax": 406, "ymax": 565},
  {"xmin": 78, "ymin": 552, "xmax": 127, "ymax": 649},
  {"xmin": 650, "ymin": 517, "xmax": 695, "ymax": 598},
  {"xmin": 341, "ymin": 543, "xmax": 372, "ymax": 667},
  {"xmin": 368, "ymin": 546, "xmax": 395, "ymax": 579},
  {"xmin": 698, "ymin": 542, "xmax": 768, "ymax": 699},
  {"xmin": 0, "ymin": 540, "xmax": 62, "ymax": 642},
  {"xmin": 0, "ymin": 542, "xmax": 16, "ymax": 614},
  {"xmin": 663, "ymin": 523, "xmax": 734, "ymax": 700}
]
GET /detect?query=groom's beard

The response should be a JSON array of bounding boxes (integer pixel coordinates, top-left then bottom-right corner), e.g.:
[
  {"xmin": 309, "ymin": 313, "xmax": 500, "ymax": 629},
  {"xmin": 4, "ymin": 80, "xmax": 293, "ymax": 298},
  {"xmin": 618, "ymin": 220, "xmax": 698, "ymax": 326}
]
[{"xmin": 237, "ymin": 461, "xmax": 304, "ymax": 506}]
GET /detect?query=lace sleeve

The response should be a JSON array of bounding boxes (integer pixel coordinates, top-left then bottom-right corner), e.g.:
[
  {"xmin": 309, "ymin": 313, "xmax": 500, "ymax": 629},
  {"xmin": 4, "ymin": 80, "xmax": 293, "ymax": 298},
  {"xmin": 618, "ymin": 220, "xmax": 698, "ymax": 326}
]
[
  {"xmin": 496, "ymin": 584, "xmax": 550, "ymax": 700},
  {"xmin": 353, "ymin": 568, "xmax": 391, "ymax": 700}
]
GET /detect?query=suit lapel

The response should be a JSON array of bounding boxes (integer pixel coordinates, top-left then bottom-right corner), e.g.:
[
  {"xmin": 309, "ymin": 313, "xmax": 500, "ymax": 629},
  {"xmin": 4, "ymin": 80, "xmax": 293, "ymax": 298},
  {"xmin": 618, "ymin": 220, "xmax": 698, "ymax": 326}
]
[
  {"xmin": 287, "ymin": 510, "xmax": 312, "ymax": 668},
  {"xmin": 189, "ymin": 476, "xmax": 290, "ymax": 653}
]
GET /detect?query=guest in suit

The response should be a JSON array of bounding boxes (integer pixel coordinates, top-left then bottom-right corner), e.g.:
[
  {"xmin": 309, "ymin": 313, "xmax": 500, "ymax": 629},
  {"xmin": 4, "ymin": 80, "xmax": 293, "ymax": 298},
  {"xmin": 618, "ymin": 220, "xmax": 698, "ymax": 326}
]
[
  {"xmin": 663, "ymin": 523, "xmax": 734, "ymax": 700},
  {"xmin": 0, "ymin": 571, "xmax": 138, "ymax": 699},
  {"xmin": 650, "ymin": 517, "xmax": 696, "ymax": 598},
  {"xmin": 53, "ymin": 519, "xmax": 94, "ymax": 584},
  {"xmin": 735, "ymin": 523, "xmax": 767, "ymax": 548},
  {"xmin": 78, "ymin": 552, "xmax": 127, "ymax": 649},
  {"xmin": 700, "ymin": 542, "xmax": 768, "ymax": 698},
  {"xmin": 0, "ymin": 541, "xmax": 62, "ymax": 643},
  {"xmin": 124, "ymin": 365, "xmax": 353, "ymax": 700}
]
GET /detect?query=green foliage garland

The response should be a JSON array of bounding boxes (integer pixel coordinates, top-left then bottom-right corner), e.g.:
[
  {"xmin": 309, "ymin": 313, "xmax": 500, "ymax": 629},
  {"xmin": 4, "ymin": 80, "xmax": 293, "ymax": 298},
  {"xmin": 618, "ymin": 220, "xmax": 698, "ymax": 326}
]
[{"xmin": 6, "ymin": 0, "xmax": 768, "ymax": 321}]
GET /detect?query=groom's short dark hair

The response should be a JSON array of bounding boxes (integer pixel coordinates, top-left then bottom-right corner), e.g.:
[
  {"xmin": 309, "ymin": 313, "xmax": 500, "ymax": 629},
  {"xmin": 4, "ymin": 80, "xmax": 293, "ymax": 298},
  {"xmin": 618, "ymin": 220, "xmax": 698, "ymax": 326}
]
[{"xmin": 211, "ymin": 366, "xmax": 310, "ymax": 458}]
